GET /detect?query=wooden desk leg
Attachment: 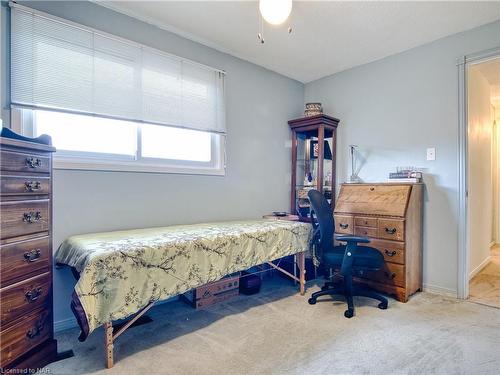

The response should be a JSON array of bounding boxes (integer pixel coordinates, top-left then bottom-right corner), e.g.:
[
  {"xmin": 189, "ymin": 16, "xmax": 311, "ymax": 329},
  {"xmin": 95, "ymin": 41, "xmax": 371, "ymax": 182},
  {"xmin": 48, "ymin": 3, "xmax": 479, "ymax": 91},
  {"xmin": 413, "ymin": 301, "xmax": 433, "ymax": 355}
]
[
  {"xmin": 297, "ymin": 251, "xmax": 306, "ymax": 295},
  {"xmin": 104, "ymin": 322, "xmax": 114, "ymax": 369}
]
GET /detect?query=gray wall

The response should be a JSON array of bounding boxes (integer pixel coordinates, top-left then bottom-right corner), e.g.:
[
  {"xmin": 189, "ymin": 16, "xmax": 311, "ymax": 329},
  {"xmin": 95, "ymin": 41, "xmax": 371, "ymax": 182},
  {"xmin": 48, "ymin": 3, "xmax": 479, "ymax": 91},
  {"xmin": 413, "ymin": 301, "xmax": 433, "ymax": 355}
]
[
  {"xmin": 7, "ymin": 1, "xmax": 304, "ymax": 328},
  {"xmin": 305, "ymin": 19, "xmax": 500, "ymax": 294}
]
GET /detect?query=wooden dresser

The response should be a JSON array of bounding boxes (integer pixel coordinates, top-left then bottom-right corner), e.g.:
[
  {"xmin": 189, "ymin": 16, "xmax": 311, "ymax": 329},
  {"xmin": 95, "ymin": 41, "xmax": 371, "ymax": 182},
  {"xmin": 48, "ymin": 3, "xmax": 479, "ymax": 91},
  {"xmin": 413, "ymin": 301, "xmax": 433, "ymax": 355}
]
[
  {"xmin": 334, "ymin": 183, "xmax": 423, "ymax": 302},
  {"xmin": 0, "ymin": 135, "xmax": 58, "ymax": 370}
]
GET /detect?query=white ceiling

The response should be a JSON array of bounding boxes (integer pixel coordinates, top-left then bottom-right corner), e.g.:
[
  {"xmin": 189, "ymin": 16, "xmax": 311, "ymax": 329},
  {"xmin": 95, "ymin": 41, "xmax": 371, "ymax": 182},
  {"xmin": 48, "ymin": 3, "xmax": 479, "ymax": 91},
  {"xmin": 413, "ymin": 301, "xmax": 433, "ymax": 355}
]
[
  {"xmin": 476, "ymin": 58, "xmax": 500, "ymax": 110},
  {"xmin": 99, "ymin": 1, "xmax": 500, "ymax": 83}
]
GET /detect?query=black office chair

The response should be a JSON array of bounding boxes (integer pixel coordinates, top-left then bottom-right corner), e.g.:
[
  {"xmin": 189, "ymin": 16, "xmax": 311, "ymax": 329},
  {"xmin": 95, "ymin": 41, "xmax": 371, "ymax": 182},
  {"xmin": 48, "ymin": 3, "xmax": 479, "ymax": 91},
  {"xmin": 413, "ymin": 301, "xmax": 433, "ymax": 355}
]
[{"xmin": 307, "ymin": 189, "xmax": 388, "ymax": 318}]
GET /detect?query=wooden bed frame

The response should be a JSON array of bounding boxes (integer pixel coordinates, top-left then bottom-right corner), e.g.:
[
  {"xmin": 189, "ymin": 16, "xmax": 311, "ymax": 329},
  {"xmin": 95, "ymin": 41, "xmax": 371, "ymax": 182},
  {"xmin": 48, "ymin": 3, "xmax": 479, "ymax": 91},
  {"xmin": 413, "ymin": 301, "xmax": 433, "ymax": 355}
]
[{"xmin": 103, "ymin": 251, "xmax": 307, "ymax": 368}]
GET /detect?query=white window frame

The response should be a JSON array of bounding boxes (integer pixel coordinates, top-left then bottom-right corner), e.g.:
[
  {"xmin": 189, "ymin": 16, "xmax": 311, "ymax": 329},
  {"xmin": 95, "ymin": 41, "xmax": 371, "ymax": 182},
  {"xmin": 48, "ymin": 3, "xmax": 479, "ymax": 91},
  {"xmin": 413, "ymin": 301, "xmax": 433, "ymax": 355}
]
[{"xmin": 11, "ymin": 107, "xmax": 226, "ymax": 176}]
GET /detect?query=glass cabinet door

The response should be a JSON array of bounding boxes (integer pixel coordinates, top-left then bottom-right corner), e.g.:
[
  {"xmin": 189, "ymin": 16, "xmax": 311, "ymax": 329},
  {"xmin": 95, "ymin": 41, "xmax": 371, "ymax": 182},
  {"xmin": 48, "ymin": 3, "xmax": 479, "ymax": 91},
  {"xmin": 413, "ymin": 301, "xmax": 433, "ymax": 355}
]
[{"xmin": 293, "ymin": 130, "xmax": 334, "ymax": 219}]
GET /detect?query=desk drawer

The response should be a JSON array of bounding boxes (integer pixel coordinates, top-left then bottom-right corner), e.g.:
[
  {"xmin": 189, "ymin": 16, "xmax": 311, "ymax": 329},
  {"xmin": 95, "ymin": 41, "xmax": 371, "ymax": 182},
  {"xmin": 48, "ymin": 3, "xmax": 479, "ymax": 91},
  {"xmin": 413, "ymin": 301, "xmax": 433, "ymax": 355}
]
[
  {"xmin": 378, "ymin": 219, "xmax": 405, "ymax": 241},
  {"xmin": 361, "ymin": 263, "xmax": 405, "ymax": 288},
  {"xmin": 354, "ymin": 226, "xmax": 378, "ymax": 238},
  {"xmin": 0, "ymin": 273, "xmax": 51, "ymax": 324},
  {"xmin": 0, "ymin": 200, "xmax": 49, "ymax": 240},
  {"xmin": 1, "ymin": 176, "xmax": 51, "ymax": 196},
  {"xmin": 369, "ymin": 239, "xmax": 405, "ymax": 264},
  {"xmin": 0, "ymin": 150, "xmax": 50, "ymax": 174},
  {"xmin": 0, "ymin": 237, "xmax": 51, "ymax": 286},
  {"xmin": 354, "ymin": 216, "xmax": 378, "ymax": 228},
  {"xmin": 0, "ymin": 309, "xmax": 51, "ymax": 367},
  {"xmin": 334, "ymin": 215, "xmax": 353, "ymax": 234}
]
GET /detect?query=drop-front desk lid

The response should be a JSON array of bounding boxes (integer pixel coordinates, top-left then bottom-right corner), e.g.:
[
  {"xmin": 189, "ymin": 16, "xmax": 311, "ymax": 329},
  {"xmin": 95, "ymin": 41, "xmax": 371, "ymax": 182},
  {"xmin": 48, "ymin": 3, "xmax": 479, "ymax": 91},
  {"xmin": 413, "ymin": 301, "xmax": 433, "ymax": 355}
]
[{"xmin": 334, "ymin": 183, "xmax": 419, "ymax": 218}]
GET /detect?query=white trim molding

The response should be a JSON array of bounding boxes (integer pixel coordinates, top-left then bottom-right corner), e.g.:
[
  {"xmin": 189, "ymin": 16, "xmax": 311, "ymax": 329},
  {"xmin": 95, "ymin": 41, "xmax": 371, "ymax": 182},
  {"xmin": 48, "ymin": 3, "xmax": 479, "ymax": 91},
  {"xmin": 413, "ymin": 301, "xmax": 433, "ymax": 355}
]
[
  {"xmin": 54, "ymin": 317, "xmax": 78, "ymax": 333},
  {"xmin": 457, "ymin": 45, "xmax": 500, "ymax": 300},
  {"xmin": 469, "ymin": 256, "xmax": 491, "ymax": 281},
  {"xmin": 422, "ymin": 283, "xmax": 458, "ymax": 299}
]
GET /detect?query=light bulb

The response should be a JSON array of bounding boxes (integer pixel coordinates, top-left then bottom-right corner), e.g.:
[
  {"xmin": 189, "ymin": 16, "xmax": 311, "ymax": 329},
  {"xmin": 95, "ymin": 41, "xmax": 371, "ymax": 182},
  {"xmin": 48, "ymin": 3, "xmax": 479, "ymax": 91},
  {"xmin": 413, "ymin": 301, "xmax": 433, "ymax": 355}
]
[{"xmin": 259, "ymin": 0, "xmax": 292, "ymax": 25}]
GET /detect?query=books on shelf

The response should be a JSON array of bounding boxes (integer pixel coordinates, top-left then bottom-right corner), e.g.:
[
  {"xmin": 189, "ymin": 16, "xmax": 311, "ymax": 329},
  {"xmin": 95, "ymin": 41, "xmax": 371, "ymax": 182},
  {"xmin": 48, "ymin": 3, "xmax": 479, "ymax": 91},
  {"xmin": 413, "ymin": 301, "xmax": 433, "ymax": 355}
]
[
  {"xmin": 388, "ymin": 170, "xmax": 422, "ymax": 183},
  {"xmin": 386, "ymin": 178, "xmax": 421, "ymax": 183}
]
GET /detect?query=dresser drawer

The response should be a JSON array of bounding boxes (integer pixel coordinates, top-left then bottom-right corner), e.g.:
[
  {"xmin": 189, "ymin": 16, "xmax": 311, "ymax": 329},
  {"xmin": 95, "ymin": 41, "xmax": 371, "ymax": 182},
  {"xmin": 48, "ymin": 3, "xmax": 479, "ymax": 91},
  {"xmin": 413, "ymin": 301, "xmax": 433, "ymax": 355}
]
[
  {"xmin": 0, "ymin": 273, "xmax": 51, "ymax": 324},
  {"xmin": 378, "ymin": 218, "xmax": 405, "ymax": 241},
  {"xmin": 334, "ymin": 215, "xmax": 353, "ymax": 234},
  {"xmin": 1, "ymin": 176, "xmax": 51, "ymax": 196},
  {"xmin": 361, "ymin": 263, "xmax": 405, "ymax": 288},
  {"xmin": 354, "ymin": 226, "xmax": 378, "ymax": 237},
  {"xmin": 354, "ymin": 216, "xmax": 377, "ymax": 228},
  {"xmin": 369, "ymin": 238, "xmax": 405, "ymax": 264},
  {"xmin": 1, "ymin": 237, "xmax": 51, "ymax": 286},
  {"xmin": 0, "ymin": 309, "xmax": 51, "ymax": 367},
  {"xmin": 0, "ymin": 150, "xmax": 50, "ymax": 174},
  {"xmin": 0, "ymin": 200, "xmax": 50, "ymax": 240}
]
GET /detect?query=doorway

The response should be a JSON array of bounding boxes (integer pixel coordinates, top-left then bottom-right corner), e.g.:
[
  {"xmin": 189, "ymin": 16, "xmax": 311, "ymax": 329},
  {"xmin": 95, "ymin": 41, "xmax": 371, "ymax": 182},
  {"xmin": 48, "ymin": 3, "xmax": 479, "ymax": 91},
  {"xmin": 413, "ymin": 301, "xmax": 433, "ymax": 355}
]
[{"xmin": 458, "ymin": 50, "xmax": 500, "ymax": 307}]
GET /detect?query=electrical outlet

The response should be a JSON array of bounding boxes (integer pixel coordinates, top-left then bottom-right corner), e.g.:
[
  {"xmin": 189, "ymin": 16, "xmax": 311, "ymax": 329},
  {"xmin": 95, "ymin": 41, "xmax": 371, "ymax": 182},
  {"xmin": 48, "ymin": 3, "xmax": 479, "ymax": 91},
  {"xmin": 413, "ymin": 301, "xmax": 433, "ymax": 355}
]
[{"xmin": 426, "ymin": 148, "xmax": 436, "ymax": 161}]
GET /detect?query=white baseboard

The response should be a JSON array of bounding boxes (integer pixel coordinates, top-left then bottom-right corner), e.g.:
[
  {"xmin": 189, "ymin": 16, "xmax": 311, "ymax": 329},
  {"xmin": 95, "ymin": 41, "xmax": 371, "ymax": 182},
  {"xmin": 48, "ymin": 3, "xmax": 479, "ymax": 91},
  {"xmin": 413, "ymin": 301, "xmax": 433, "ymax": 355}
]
[
  {"xmin": 422, "ymin": 283, "xmax": 457, "ymax": 298},
  {"xmin": 54, "ymin": 297, "xmax": 177, "ymax": 333},
  {"xmin": 54, "ymin": 317, "xmax": 78, "ymax": 333},
  {"xmin": 469, "ymin": 256, "xmax": 491, "ymax": 280}
]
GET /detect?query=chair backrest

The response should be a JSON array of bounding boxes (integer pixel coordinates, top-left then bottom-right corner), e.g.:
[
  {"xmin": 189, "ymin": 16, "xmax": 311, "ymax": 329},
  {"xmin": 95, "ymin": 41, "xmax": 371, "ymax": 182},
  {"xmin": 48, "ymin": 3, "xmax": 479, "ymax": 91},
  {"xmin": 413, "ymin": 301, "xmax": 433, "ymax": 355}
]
[{"xmin": 307, "ymin": 189, "xmax": 334, "ymax": 258}]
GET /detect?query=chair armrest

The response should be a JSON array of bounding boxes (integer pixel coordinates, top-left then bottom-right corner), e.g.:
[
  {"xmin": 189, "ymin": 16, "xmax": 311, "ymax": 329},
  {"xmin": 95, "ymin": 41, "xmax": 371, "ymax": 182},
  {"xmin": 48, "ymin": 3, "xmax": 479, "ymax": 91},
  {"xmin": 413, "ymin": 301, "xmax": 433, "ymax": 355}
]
[{"xmin": 335, "ymin": 235, "xmax": 371, "ymax": 244}]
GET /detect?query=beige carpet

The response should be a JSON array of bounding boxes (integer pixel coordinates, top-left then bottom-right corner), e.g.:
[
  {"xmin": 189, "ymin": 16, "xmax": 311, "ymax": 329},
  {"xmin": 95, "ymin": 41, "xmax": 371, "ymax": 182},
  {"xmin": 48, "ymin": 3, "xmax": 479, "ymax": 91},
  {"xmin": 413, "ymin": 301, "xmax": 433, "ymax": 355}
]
[
  {"xmin": 46, "ymin": 278, "xmax": 500, "ymax": 375},
  {"xmin": 470, "ymin": 246, "xmax": 500, "ymax": 308}
]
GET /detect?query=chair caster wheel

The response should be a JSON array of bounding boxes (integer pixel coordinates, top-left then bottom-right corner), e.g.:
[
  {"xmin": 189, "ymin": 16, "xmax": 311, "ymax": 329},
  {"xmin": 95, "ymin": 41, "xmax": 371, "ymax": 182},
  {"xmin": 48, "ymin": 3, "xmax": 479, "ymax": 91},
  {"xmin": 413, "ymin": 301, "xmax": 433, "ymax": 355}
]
[
  {"xmin": 378, "ymin": 302, "xmax": 388, "ymax": 310},
  {"xmin": 308, "ymin": 298, "xmax": 317, "ymax": 305},
  {"xmin": 344, "ymin": 309, "xmax": 354, "ymax": 318}
]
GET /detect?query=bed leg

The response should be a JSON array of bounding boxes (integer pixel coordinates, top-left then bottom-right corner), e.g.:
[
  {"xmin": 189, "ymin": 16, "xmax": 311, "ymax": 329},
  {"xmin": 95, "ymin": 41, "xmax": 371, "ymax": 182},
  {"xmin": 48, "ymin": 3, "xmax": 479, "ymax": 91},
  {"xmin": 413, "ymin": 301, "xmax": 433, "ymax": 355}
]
[
  {"xmin": 297, "ymin": 251, "xmax": 306, "ymax": 295},
  {"xmin": 104, "ymin": 322, "xmax": 114, "ymax": 369}
]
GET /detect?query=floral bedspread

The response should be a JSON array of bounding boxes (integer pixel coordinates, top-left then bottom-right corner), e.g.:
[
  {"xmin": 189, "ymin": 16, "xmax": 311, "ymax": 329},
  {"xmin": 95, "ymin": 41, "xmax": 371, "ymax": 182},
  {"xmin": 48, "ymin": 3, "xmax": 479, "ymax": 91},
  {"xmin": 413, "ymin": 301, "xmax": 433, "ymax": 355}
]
[{"xmin": 55, "ymin": 219, "xmax": 311, "ymax": 337}]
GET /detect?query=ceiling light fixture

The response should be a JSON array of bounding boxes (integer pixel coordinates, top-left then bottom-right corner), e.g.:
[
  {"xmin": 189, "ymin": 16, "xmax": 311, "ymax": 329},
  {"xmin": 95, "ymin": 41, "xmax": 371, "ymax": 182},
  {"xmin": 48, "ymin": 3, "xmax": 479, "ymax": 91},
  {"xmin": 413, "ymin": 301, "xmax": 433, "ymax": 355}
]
[
  {"xmin": 257, "ymin": 0, "xmax": 293, "ymax": 44},
  {"xmin": 259, "ymin": 0, "xmax": 292, "ymax": 25}
]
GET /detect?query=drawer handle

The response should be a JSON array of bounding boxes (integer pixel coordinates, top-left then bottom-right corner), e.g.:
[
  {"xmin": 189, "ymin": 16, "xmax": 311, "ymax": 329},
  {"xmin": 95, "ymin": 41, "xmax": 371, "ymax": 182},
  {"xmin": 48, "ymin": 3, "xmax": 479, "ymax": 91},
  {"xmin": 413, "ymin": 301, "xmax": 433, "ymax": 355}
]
[
  {"xmin": 25, "ymin": 287, "xmax": 43, "ymax": 303},
  {"xmin": 339, "ymin": 223, "xmax": 349, "ymax": 229},
  {"xmin": 23, "ymin": 211, "xmax": 42, "ymax": 224},
  {"xmin": 24, "ymin": 249, "xmax": 41, "ymax": 262},
  {"xmin": 25, "ymin": 181, "xmax": 42, "ymax": 192},
  {"xmin": 26, "ymin": 321, "xmax": 44, "ymax": 339},
  {"xmin": 384, "ymin": 249, "xmax": 397, "ymax": 257},
  {"xmin": 384, "ymin": 271, "xmax": 396, "ymax": 279},
  {"xmin": 385, "ymin": 227, "xmax": 397, "ymax": 234},
  {"xmin": 25, "ymin": 157, "xmax": 42, "ymax": 168}
]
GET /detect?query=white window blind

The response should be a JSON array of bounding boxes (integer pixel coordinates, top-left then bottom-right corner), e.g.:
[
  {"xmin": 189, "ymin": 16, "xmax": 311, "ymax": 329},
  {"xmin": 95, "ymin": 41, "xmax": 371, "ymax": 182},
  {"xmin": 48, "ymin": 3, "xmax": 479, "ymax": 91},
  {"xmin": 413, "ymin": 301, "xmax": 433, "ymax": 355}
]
[{"xmin": 10, "ymin": 5, "xmax": 226, "ymax": 134}]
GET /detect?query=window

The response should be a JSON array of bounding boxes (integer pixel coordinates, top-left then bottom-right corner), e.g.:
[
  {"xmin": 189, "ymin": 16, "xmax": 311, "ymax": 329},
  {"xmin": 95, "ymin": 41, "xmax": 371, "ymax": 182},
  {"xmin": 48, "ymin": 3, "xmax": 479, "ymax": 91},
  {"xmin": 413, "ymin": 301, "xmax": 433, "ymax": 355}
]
[
  {"xmin": 14, "ymin": 109, "xmax": 224, "ymax": 175},
  {"xmin": 10, "ymin": 4, "xmax": 226, "ymax": 175}
]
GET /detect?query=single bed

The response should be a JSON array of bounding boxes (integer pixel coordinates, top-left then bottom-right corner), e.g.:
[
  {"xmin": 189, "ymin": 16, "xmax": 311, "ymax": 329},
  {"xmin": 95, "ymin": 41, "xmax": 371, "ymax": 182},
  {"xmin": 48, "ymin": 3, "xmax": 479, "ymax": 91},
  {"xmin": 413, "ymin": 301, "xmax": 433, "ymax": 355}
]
[{"xmin": 55, "ymin": 219, "xmax": 311, "ymax": 368}]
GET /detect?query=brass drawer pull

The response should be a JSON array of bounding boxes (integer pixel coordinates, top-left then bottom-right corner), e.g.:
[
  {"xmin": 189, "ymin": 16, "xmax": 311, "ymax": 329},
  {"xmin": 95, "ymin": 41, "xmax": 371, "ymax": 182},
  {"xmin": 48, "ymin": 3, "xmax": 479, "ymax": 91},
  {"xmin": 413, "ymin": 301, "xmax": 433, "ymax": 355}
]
[
  {"xmin": 23, "ymin": 211, "xmax": 42, "ymax": 224},
  {"xmin": 384, "ymin": 271, "xmax": 396, "ymax": 279},
  {"xmin": 339, "ymin": 223, "xmax": 349, "ymax": 229},
  {"xmin": 384, "ymin": 250, "xmax": 397, "ymax": 257},
  {"xmin": 25, "ymin": 181, "xmax": 42, "ymax": 192},
  {"xmin": 26, "ymin": 321, "xmax": 44, "ymax": 339},
  {"xmin": 25, "ymin": 157, "xmax": 42, "ymax": 168},
  {"xmin": 24, "ymin": 249, "xmax": 41, "ymax": 262},
  {"xmin": 385, "ymin": 227, "xmax": 397, "ymax": 234},
  {"xmin": 25, "ymin": 287, "xmax": 43, "ymax": 303}
]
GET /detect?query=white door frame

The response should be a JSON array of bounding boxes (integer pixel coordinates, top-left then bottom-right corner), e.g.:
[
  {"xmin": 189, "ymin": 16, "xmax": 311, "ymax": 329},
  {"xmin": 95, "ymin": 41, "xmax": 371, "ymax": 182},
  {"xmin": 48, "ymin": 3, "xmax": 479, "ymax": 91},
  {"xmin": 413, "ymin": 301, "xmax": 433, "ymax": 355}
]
[{"xmin": 457, "ymin": 46, "xmax": 500, "ymax": 299}]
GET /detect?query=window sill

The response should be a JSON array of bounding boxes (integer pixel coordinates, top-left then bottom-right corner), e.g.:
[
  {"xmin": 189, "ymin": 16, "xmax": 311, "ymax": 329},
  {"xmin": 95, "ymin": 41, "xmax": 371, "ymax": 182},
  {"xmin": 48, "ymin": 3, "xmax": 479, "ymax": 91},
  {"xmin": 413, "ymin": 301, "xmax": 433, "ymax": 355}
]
[{"xmin": 53, "ymin": 158, "xmax": 226, "ymax": 176}]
